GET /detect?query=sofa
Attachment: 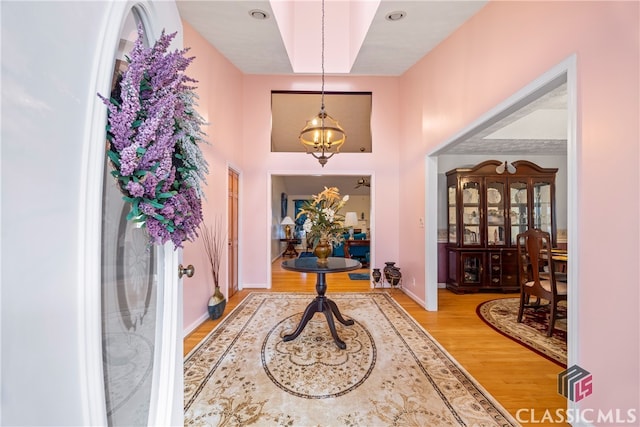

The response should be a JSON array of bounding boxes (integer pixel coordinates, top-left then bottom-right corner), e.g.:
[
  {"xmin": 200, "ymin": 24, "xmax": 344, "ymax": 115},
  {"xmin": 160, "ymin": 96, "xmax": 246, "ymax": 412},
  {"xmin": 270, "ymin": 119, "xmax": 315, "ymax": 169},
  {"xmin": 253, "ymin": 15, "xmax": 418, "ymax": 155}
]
[{"xmin": 333, "ymin": 233, "xmax": 370, "ymax": 266}]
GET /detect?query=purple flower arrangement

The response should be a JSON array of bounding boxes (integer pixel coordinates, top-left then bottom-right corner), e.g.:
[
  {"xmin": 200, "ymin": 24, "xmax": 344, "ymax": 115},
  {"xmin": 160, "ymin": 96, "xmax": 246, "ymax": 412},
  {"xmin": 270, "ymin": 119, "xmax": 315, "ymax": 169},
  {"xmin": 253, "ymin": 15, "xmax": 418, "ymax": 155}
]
[{"xmin": 99, "ymin": 26, "xmax": 209, "ymax": 249}]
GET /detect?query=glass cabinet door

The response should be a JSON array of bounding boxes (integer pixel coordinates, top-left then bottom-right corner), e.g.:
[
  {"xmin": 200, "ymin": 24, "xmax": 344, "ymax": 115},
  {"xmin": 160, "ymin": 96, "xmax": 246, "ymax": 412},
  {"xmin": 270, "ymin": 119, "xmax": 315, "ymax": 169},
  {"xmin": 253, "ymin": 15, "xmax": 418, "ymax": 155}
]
[
  {"xmin": 486, "ymin": 180, "xmax": 505, "ymax": 246},
  {"xmin": 461, "ymin": 179, "xmax": 481, "ymax": 246},
  {"xmin": 533, "ymin": 180, "xmax": 553, "ymax": 235},
  {"xmin": 509, "ymin": 181, "xmax": 528, "ymax": 245},
  {"xmin": 448, "ymin": 185, "xmax": 457, "ymax": 243},
  {"xmin": 461, "ymin": 252, "xmax": 483, "ymax": 284}
]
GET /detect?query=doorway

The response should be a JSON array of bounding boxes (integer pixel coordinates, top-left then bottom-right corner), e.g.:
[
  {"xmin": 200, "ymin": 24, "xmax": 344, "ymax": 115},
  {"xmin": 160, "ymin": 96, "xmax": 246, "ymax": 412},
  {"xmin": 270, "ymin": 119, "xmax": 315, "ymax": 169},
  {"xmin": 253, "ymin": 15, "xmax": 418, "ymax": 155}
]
[
  {"xmin": 425, "ymin": 57, "xmax": 578, "ymax": 371},
  {"xmin": 269, "ymin": 173, "xmax": 373, "ymax": 287}
]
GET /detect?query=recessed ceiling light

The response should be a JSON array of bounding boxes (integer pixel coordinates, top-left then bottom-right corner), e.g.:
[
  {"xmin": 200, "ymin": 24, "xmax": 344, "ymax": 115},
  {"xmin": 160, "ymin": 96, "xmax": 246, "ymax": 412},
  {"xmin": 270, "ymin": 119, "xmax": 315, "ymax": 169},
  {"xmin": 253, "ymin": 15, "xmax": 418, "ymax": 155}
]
[
  {"xmin": 249, "ymin": 9, "xmax": 269, "ymax": 20},
  {"xmin": 385, "ymin": 11, "xmax": 406, "ymax": 21}
]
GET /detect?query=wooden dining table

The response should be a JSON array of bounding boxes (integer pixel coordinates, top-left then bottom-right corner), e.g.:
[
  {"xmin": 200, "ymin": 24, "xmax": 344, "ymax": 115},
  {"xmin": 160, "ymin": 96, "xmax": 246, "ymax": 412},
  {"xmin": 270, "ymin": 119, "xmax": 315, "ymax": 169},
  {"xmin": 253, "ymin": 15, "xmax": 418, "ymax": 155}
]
[
  {"xmin": 550, "ymin": 249, "xmax": 568, "ymax": 265},
  {"xmin": 550, "ymin": 248, "xmax": 568, "ymax": 281}
]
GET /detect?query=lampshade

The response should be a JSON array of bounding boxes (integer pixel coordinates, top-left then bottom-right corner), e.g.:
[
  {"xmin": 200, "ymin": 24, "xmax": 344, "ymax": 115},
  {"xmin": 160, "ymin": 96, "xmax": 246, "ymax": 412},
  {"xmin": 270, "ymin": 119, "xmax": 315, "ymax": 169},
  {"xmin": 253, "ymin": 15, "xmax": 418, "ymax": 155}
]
[
  {"xmin": 280, "ymin": 216, "xmax": 295, "ymax": 239},
  {"xmin": 299, "ymin": 0, "xmax": 346, "ymax": 167},
  {"xmin": 344, "ymin": 212, "xmax": 358, "ymax": 228},
  {"xmin": 280, "ymin": 216, "xmax": 295, "ymax": 226}
]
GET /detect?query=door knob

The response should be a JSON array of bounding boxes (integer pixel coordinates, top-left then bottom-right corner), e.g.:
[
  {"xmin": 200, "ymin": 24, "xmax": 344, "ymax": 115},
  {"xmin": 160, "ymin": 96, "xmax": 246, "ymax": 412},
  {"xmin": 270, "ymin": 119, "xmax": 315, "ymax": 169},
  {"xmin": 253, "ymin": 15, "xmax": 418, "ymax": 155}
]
[{"xmin": 179, "ymin": 264, "xmax": 195, "ymax": 278}]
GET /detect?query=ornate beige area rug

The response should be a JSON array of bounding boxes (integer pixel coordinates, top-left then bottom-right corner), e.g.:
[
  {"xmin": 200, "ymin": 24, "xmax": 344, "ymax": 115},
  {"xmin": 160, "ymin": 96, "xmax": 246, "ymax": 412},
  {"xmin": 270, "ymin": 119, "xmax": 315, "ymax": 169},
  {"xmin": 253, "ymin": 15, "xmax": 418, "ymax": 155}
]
[
  {"xmin": 476, "ymin": 298, "xmax": 567, "ymax": 367},
  {"xmin": 184, "ymin": 292, "xmax": 518, "ymax": 426}
]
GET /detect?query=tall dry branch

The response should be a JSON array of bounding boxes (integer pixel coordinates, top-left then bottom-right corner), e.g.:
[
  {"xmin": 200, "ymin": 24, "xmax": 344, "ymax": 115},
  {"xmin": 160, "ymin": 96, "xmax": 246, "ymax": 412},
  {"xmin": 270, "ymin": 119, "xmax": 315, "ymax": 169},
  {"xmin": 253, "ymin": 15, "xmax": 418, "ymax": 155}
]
[{"xmin": 201, "ymin": 217, "xmax": 225, "ymax": 293}]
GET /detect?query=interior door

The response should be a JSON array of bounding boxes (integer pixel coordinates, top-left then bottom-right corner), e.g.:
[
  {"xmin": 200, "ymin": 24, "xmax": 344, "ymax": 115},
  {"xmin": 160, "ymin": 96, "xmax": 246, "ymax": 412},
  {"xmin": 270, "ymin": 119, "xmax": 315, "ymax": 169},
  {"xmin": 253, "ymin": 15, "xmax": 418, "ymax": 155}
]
[{"xmin": 228, "ymin": 168, "xmax": 239, "ymax": 297}]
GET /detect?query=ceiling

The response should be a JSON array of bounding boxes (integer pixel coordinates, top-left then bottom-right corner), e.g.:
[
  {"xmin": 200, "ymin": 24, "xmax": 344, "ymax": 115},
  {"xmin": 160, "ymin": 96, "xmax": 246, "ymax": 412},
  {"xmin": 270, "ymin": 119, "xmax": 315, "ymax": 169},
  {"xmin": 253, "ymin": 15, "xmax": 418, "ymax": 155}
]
[
  {"xmin": 176, "ymin": 1, "xmax": 489, "ymax": 76},
  {"xmin": 444, "ymin": 80, "xmax": 567, "ymax": 155},
  {"xmin": 176, "ymin": 1, "xmax": 568, "ymax": 194}
]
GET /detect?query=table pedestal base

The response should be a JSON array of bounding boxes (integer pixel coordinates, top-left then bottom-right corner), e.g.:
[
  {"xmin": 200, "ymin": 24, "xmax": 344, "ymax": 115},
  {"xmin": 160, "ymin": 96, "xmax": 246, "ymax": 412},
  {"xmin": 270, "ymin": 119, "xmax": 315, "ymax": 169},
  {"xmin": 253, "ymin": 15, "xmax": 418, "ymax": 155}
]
[{"xmin": 282, "ymin": 271, "xmax": 353, "ymax": 349}]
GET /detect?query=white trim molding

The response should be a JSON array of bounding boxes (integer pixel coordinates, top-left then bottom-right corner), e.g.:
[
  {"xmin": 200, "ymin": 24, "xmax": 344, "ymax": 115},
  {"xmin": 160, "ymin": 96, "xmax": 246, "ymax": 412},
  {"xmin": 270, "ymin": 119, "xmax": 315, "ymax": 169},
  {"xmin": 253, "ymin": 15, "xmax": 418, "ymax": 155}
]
[{"xmin": 77, "ymin": 1, "xmax": 126, "ymax": 424}]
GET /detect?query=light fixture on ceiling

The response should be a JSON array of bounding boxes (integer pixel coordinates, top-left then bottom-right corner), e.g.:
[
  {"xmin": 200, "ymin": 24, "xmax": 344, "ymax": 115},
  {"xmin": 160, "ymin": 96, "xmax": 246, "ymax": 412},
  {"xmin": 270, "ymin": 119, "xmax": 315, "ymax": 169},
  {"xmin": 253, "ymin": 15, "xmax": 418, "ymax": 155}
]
[
  {"xmin": 385, "ymin": 11, "xmax": 406, "ymax": 21},
  {"xmin": 248, "ymin": 9, "xmax": 269, "ymax": 20},
  {"xmin": 299, "ymin": 0, "xmax": 346, "ymax": 167},
  {"xmin": 496, "ymin": 161, "xmax": 516, "ymax": 174}
]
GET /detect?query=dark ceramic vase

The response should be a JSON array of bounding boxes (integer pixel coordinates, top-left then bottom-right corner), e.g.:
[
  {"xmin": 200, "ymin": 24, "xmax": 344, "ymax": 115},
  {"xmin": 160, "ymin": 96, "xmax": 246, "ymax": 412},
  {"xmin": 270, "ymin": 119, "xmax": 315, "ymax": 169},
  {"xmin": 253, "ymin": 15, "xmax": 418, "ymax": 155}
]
[
  {"xmin": 383, "ymin": 262, "xmax": 402, "ymax": 288},
  {"xmin": 388, "ymin": 267, "xmax": 402, "ymax": 288},
  {"xmin": 372, "ymin": 268, "xmax": 382, "ymax": 285},
  {"xmin": 383, "ymin": 262, "xmax": 396, "ymax": 283},
  {"xmin": 208, "ymin": 286, "xmax": 226, "ymax": 320}
]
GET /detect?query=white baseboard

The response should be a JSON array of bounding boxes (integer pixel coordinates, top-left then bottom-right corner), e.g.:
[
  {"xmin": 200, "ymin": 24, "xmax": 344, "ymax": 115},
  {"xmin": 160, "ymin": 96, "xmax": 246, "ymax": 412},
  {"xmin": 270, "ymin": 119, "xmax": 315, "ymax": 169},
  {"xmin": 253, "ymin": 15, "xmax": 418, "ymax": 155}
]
[
  {"xmin": 241, "ymin": 283, "xmax": 270, "ymax": 289},
  {"xmin": 401, "ymin": 287, "xmax": 426, "ymax": 308},
  {"xmin": 183, "ymin": 311, "xmax": 210, "ymax": 338}
]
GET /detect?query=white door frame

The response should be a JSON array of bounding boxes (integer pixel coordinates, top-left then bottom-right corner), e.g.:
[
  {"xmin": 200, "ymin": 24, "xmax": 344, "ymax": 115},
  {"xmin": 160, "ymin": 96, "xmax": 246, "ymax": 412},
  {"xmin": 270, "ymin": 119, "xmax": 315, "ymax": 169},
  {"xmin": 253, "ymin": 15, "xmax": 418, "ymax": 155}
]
[{"xmin": 266, "ymin": 171, "xmax": 375, "ymax": 289}]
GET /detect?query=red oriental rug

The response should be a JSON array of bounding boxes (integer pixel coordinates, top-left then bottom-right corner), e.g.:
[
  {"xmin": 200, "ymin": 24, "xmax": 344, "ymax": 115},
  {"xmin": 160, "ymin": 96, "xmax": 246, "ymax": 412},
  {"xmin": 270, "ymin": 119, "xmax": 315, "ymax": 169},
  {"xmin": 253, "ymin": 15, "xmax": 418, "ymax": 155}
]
[{"xmin": 476, "ymin": 297, "xmax": 567, "ymax": 367}]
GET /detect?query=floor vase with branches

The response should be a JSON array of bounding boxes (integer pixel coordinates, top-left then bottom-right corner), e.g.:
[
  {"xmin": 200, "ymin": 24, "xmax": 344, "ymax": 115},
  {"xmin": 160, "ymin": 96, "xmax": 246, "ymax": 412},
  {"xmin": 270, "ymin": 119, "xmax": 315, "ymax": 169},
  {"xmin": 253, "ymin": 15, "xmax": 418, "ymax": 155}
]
[{"xmin": 202, "ymin": 220, "xmax": 226, "ymax": 320}]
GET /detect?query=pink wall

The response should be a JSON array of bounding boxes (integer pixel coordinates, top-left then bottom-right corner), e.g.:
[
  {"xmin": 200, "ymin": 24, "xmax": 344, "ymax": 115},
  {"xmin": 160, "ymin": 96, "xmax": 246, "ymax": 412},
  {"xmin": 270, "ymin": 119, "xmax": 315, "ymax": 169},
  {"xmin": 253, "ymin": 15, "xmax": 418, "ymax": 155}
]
[
  {"xmin": 179, "ymin": 25, "xmax": 406, "ymax": 327},
  {"xmin": 400, "ymin": 0, "xmax": 639, "ymax": 419},
  {"xmin": 181, "ymin": 22, "xmax": 244, "ymax": 332},
  {"xmin": 240, "ymin": 74, "xmax": 402, "ymax": 289}
]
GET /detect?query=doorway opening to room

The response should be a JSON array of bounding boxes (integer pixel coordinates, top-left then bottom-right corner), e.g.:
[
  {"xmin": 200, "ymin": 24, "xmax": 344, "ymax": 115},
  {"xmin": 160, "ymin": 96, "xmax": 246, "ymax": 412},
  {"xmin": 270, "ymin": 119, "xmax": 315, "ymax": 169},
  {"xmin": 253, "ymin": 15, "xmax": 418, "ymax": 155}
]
[
  {"xmin": 269, "ymin": 174, "xmax": 373, "ymax": 289},
  {"xmin": 425, "ymin": 58, "xmax": 577, "ymax": 371}
]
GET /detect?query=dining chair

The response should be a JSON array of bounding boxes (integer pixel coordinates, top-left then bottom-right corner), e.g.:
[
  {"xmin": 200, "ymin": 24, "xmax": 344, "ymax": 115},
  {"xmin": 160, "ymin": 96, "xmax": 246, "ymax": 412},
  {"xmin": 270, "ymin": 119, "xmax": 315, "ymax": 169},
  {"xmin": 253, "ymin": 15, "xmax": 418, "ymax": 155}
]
[{"xmin": 516, "ymin": 229, "xmax": 567, "ymax": 336}]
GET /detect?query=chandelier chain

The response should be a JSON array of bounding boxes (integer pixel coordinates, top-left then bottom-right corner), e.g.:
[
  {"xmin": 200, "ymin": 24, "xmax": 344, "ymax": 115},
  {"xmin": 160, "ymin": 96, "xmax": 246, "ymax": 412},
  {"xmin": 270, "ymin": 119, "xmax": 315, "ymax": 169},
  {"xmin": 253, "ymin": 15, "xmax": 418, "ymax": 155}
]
[
  {"xmin": 298, "ymin": 0, "xmax": 346, "ymax": 167},
  {"xmin": 320, "ymin": 0, "xmax": 325, "ymax": 111}
]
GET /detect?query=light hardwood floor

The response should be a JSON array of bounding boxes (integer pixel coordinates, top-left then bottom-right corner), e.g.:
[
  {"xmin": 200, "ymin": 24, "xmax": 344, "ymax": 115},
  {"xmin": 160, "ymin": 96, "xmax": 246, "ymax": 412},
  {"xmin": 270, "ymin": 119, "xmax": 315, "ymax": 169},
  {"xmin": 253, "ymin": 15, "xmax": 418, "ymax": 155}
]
[{"xmin": 184, "ymin": 257, "xmax": 569, "ymax": 426}]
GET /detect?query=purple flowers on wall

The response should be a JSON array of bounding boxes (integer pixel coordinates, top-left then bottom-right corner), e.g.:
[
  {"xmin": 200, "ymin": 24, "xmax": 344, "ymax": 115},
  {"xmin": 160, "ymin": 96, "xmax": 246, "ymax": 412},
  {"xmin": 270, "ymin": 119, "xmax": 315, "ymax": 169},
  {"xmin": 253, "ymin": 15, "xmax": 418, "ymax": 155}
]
[{"xmin": 99, "ymin": 25, "xmax": 209, "ymax": 249}]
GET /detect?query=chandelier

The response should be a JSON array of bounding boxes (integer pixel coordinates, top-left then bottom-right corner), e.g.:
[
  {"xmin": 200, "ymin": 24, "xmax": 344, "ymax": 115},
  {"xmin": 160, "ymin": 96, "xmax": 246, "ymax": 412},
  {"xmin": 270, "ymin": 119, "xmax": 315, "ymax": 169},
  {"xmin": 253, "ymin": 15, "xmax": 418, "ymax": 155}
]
[{"xmin": 299, "ymin": 0, "xmax": 346, "ymax": 167}]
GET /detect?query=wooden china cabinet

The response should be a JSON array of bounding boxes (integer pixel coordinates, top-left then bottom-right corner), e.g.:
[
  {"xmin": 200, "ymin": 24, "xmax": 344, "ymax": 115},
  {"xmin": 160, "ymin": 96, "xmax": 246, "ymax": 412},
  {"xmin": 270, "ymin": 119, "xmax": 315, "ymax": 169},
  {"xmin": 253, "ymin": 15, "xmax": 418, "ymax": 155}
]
[{"xmin": 445, "ymin": 160, "xmax": 557, "ymax": 293}]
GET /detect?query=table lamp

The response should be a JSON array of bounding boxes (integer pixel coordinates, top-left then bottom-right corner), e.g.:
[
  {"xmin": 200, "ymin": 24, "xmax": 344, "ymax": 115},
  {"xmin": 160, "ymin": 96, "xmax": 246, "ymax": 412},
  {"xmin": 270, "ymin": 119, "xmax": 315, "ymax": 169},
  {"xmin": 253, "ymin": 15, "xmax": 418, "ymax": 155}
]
[
  {"xmin": 344, "ymin": 212, "xmax": 358, "ymax": 240},
  {"xmin": 281, "ymin": 216, "xmax": 295, "ymax": 239}
]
